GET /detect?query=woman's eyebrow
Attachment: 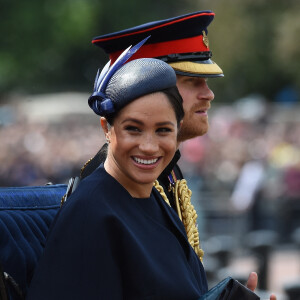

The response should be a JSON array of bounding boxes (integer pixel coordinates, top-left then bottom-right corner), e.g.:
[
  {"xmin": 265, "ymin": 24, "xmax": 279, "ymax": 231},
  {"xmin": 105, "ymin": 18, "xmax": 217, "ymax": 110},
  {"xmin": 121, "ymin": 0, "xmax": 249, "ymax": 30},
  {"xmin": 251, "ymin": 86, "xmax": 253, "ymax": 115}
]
[
  {"xmin": 121, "ymin": 118, "xmax": 143, "ymax": 125},
  {"xmin": 156, "ymin": 121, "xmax": 175, "ymax": 127},
  {"xmin": 121, "ymin": 119, "xmax": 175, "ymax": 127}
]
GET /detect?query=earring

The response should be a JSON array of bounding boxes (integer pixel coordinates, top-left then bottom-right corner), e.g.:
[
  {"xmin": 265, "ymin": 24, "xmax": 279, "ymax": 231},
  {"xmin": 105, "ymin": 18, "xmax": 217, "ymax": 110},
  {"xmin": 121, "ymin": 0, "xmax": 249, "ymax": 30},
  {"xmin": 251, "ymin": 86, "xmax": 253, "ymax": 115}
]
[{"xmin": 106, "ymin": 136, "xmax": 110, "ymax": 143}]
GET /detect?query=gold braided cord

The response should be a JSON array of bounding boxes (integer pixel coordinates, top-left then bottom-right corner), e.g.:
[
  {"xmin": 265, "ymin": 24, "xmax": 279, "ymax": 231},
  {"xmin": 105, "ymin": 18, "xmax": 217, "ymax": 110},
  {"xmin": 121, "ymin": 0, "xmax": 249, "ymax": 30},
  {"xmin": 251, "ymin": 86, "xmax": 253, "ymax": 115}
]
[
  {"xmin": 153, "ymin": 180, "xmax": 171, "ymax": 207},
  {"xmin": 175, "ymin": 180, "xmax": 204, "ymax": 262},
  {"xmin": 154, "ymin": 179, "xmax": 204, "ymax": 262}
]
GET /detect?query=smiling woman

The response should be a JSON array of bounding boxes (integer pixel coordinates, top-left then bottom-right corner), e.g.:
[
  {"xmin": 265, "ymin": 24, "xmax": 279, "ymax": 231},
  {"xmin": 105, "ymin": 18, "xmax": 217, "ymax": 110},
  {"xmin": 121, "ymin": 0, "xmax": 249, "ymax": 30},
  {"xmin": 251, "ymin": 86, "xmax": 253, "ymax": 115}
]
[
  {"xmin": 26, "ymin": 41, "xmax": 211, "ymax": 300},
  {"xmin": 103, "ymin": 92, "xmax": 178, "ymax": 198}
]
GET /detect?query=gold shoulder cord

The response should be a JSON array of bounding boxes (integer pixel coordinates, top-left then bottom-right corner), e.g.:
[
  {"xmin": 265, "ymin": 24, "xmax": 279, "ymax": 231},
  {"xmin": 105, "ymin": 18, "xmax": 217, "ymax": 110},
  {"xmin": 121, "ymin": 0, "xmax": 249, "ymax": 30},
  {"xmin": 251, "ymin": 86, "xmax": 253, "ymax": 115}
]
[
  {"xmin": 154, "ymin": 178, "xmax": 204, "ymax": 262},
  {"xmin": 154, "ymin": 180, "xmax": 171, "ymax": 207}
]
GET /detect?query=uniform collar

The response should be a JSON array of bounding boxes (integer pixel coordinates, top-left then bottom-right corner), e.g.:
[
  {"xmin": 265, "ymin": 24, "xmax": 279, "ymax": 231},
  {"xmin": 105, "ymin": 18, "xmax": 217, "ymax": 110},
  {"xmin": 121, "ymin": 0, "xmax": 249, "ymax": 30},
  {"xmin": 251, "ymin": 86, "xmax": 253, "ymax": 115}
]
[{"xmin": 159, "ymin": 150, "xmax": 181, "ymax": 181}]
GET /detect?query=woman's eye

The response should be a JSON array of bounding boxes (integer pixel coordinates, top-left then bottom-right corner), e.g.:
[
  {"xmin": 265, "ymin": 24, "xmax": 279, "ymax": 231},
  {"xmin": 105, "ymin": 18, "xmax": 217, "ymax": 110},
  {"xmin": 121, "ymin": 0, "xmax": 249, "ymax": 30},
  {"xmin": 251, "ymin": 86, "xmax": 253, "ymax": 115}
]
[
  {"xmin": 157, "ymin": 127, "xmax": 172, "ymax": 133},
  {"xmin": 125, "ymin": 126, "xmax": 140, "ymax": 132}
]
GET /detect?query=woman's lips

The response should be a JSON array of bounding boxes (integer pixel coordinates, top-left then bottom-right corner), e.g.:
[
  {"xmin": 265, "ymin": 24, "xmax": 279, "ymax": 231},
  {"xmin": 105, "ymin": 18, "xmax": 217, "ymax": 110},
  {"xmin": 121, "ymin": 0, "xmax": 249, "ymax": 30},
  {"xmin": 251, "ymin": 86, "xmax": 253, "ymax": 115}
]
[
  {"xmin": 131, "ymin": 156, "xmax": 162, "ymax": 169},
  {"xmin": 133, "ymin": 157, "xmax": 159, "ymax": 165}
]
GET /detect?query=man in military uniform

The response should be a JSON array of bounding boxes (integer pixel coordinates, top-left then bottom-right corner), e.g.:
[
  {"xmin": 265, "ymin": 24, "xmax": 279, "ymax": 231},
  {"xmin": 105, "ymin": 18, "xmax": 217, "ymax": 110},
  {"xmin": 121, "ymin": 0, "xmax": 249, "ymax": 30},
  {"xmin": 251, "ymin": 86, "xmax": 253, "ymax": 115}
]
[{"xmin": 70, "ymin": 11, "xmax": 276, "ymax": 299}]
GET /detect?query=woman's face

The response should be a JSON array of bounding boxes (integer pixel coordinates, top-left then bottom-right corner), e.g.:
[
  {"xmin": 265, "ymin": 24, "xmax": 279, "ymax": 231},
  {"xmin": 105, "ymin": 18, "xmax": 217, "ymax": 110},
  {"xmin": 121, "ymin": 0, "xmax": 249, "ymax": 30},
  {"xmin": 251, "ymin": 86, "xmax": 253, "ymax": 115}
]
[{"xmin": 103, "ymin": 92, "xmax": 178, "ymax": 196}]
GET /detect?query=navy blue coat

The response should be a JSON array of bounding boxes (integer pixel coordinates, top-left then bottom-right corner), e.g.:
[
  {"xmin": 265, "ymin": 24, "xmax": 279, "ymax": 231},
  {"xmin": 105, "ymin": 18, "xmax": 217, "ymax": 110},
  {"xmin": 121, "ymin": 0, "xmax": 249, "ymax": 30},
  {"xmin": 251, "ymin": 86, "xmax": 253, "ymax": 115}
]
[{"xmin": 27, "ymin": 164, "xmax": 208, "ymax": 300}]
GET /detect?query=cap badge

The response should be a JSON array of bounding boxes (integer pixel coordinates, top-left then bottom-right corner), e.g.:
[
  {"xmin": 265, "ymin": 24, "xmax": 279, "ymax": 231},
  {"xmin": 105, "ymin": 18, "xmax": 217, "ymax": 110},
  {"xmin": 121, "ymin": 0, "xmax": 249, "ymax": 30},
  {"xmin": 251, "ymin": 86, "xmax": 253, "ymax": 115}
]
[{"xmin": 202, "ymin": 30, "xmax": 209, "ymax": 48}]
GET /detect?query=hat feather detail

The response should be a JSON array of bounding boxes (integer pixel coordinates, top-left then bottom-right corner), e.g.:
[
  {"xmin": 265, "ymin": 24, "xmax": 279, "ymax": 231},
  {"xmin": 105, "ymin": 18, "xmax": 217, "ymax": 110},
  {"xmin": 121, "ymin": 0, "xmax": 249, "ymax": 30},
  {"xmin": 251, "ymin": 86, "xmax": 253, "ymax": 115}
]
[
  {"xmin": 89, "ymin": 36, "xmax": 150, "ymax": 116},
  {"xmin": 96, "ymin": 35, "xmax": 150, "ymax": 95},
  {"xmin": 94, "ymin": 60, "xmax": 110, "ymax": 91}
]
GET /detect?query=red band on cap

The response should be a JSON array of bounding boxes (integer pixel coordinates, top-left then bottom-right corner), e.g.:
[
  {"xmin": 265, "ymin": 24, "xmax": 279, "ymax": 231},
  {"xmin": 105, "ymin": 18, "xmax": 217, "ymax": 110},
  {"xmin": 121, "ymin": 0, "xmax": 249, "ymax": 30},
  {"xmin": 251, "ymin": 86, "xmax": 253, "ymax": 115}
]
[
  {"xmin": 109, "ymin": 35, "xmax": 209, "ymax": 64},
  {"xmin": 92, "ymin": 12, "xmax": 215, "ymax": 44}
]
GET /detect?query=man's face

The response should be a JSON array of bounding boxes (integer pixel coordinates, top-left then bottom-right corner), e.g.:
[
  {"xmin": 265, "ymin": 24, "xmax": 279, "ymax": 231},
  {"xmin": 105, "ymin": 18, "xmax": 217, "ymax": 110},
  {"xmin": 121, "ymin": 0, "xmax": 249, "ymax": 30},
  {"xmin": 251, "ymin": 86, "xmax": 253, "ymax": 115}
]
[{"xmin": 176, "ymin": 75, "xmax": 214, "ymax": 142}]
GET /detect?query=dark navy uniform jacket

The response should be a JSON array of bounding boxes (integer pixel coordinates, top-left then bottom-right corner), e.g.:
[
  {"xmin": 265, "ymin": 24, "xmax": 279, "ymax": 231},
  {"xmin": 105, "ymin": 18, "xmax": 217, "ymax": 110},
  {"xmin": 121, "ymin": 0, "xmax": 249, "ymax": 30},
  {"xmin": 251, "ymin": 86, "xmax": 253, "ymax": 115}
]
[{"xmin": 27, "ymin": 164, "xmax": 208, "ymax": 300}]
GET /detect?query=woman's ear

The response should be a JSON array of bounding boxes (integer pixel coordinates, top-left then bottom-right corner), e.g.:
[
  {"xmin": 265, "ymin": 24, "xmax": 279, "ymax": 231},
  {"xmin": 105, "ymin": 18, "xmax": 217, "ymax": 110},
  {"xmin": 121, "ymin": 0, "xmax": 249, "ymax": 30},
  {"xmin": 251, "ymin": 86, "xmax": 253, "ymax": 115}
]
[
  {"xmin": 100, "ymin": 117, "xmax": 110, "ymax": 143},
  {"xmin": 100, "ymin": 117, "xmax": 108, "ymax": 134}
]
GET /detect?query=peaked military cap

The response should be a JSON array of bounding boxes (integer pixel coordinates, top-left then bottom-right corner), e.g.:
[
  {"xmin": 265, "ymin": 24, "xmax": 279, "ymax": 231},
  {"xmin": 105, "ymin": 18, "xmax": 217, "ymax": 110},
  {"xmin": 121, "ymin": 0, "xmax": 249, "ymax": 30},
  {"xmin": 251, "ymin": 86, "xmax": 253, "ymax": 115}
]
[{"xmin": 92, "ymin": 11, "xmax": 223, "ymax": 78}]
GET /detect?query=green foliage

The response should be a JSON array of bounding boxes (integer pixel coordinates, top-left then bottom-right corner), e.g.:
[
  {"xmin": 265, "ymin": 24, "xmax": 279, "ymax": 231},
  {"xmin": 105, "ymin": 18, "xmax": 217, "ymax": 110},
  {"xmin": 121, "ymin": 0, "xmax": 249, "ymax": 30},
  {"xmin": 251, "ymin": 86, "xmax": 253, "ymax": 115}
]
[
  {"xmin": 0, "ymin": 0, "xmax": 299, "ymax": 102},
  {"xmin": 195, "ymin": 0, "xmax": 300, "ymax": 101},
  {"xmin": 0, "ymin": 0, "xmax": 186, "ymax": 95}
]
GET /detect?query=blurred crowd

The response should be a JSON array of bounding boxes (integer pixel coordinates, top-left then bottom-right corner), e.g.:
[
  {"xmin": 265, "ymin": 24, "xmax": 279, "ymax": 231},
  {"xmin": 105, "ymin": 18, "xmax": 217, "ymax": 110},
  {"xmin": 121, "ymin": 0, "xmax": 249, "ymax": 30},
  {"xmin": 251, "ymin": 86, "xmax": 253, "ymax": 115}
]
[
  {"xmin": 1, "ymin": 93, "xmax": 300, "ymax": 242},
  {"xmin": 0, "ymin": 94, "xmax": 103, "ymax": 187}
]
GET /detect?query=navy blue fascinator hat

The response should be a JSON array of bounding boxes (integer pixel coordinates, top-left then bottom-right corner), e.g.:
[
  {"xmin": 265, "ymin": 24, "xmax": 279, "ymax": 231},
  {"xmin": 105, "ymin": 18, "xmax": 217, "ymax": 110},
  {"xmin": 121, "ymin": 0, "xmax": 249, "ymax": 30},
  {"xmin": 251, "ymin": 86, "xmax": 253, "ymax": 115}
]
[{"xmin": 88, "ymin": 37, "xmax": 177, "ymax": 117}]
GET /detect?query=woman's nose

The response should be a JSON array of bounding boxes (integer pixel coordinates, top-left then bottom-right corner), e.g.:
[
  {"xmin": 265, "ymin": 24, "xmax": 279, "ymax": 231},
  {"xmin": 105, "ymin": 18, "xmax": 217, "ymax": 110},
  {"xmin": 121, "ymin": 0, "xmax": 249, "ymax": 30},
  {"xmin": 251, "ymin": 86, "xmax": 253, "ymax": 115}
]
[{"xmin": 139, "ymin": 135, "xmax": 159, "ymax": 153}]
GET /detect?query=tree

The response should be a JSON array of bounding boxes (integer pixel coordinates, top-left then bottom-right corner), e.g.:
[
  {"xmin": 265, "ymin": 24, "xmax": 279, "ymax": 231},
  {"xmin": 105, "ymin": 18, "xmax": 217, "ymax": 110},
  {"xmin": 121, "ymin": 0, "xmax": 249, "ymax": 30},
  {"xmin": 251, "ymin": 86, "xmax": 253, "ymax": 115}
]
[{"xmin": 0, "ymin": 0, "xmax": 299, "ymax": 102}]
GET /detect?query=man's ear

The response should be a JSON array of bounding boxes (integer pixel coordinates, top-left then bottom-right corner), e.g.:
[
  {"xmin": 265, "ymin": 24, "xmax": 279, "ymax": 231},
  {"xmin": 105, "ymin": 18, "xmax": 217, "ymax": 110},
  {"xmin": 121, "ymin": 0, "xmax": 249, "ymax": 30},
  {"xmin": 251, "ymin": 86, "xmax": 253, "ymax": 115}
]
[{"xmin": 179, "ymin": 120, "xmax": 183, "ymax": 129}]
